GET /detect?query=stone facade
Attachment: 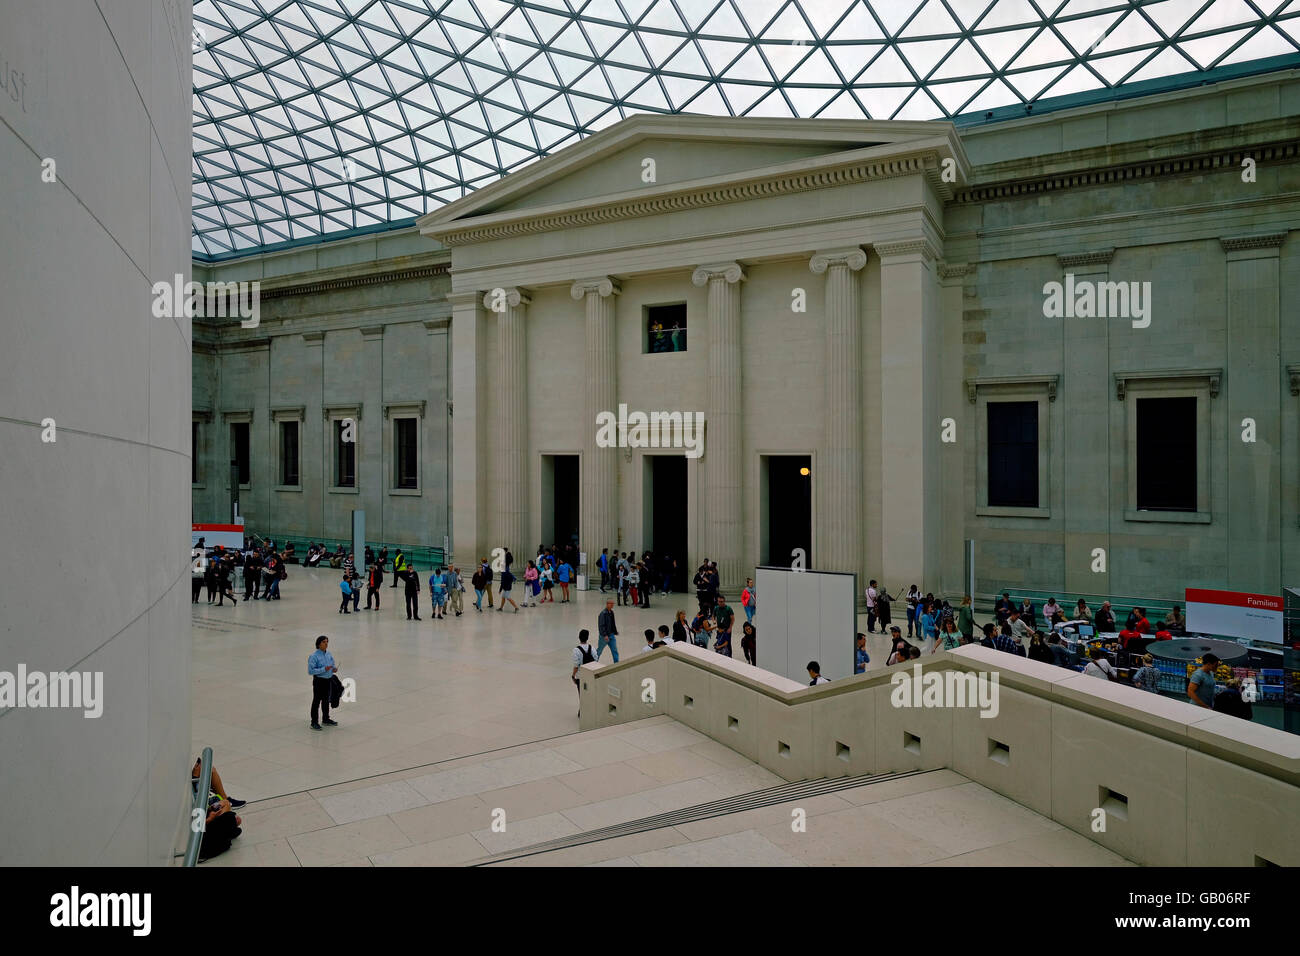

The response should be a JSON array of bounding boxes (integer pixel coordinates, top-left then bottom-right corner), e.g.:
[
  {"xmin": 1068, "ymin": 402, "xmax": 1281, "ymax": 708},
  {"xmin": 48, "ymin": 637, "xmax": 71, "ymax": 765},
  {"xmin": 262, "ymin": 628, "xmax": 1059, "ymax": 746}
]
[
  {"xmin": 193, "ymin": 231, "xmax": 452, "ymax": 550},
  {"xmin": 198, "ymin": 69, "xmax": 1300, "ymax": 604}
]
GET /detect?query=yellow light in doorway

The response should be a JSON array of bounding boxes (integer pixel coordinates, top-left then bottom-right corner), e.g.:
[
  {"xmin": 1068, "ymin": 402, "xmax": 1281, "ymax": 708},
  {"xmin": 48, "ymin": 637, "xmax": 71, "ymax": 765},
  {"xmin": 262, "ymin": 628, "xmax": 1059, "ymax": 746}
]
[{"xmin": 799, "ymin": 467, "xmax": 810, "ymax": 476}]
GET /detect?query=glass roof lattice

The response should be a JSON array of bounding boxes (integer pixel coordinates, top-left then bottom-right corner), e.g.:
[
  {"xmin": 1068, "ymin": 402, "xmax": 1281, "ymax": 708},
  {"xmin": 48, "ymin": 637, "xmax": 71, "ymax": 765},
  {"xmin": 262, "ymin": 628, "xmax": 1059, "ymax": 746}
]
[{"xmin": 191, "ymin": 0, "xmax": 1300, "ymax": 259}]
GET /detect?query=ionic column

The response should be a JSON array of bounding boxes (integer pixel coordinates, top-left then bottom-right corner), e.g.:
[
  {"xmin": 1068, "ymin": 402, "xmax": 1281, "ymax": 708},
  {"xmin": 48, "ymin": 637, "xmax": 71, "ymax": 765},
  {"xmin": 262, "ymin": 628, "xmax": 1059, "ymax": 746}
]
[
  {"xmin": 692, "ymin": 261, "xmax": 745, "ymax": 590},
  {"xmin": 572, "ymin": 277, "xmax": 621, "ymax": 576},
  {"xmin": 811, "ymin": 247, "xmax": 867, "ymax": 577},
  {"xmin": 483, "ymin": 286, "xmax": 530, "ymax": 560}
]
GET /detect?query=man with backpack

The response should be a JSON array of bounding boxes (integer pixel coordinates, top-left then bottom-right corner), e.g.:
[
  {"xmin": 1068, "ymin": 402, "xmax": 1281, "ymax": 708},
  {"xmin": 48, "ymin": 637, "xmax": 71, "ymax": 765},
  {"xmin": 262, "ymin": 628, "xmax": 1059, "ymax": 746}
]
[{"xmin": 571, "ymin": 629, "xmax": 595, "ymax": 716}]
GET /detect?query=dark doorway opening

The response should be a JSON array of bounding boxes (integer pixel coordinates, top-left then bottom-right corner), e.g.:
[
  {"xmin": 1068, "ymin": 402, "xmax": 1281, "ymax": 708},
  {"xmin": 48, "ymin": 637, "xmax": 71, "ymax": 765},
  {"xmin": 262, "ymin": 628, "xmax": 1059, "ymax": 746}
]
[
  {"xmin": 648, "ymin": 455, "xmax": 688, "ymax": 592},
  {"xmin": 764, "ymin": 455, "xmax": 812, "ymax": 567},
  {"xmin": 541, "ymin": 455, "xmax": 580, "ymax": 552}
]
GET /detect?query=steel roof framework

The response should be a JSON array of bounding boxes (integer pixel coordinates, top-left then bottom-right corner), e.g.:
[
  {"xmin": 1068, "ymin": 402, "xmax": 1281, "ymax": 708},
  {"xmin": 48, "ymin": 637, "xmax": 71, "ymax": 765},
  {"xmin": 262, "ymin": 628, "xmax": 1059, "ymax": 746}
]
[{"xmin": 191, "ymin": 0, "xmax": 1300, "ymax": 258}]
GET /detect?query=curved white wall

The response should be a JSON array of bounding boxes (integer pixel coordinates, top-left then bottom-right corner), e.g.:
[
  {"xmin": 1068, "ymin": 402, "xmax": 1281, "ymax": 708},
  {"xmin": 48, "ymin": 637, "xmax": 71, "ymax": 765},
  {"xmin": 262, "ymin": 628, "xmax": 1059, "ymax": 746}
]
[{"xmin": 0, "ymin": 0, "xmax": 193, "ymax": 864}]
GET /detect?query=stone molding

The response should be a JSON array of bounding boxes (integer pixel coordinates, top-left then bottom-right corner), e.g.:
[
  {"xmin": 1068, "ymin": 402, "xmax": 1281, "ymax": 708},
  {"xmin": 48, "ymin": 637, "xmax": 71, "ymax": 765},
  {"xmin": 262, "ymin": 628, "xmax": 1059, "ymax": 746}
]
[
  {"xmin": 965, "ymin": 374, "xmax": 1058, "ymax": 404},
  {"xmin": 570, "ymin": 277, "xmax": 622, "ymax": 299},
  {"xmin": 269, "ymin": 405, "xmax": 305, "ymax": 422},
  {"xmin": 323, "ymin": 403, "xmax": 362, "ymax": 422},
  {"xmin": 1113, "ymin": 368, "xmax": 1221, "ymax": 401},
  {"xmin": 873, "ymin": 238, "xmax": 940, "ymax": 262},
  {"xmin": 302, "ymin": 330, "xmax": 325, "ymax": 344},
  {"xmin": 691, "ymin": 262, "xmax": 746, "ymax": 286},
  {"xmin": 435, "ymin": 153, "xmax": 945, "ymax": 246},
  {"xmin": 1057, "ymin": 248, "xmax": 1115, "ymax": 268},
  {"xmin": 482, "ymin": 287, "xmax": 531, "ymax": 310},
  {"xmin": 257, "ymin": 263, "xmax": 449, "ymax": 301},
  {"xmin": 360, "ymin": 325, "xmax": 384, "ymax": 339},
  {"xmin": 809, "ymin": 247, "xmax": 867, "ymax": 273},
  {"xmin": 953, "ymin": 141, "xmax": 1300, "ymax": 204},
  {"xmin": 1218, "ymin": 232, "xmax": 1287, "ymax": 252},
  {"xmin": 384, "ymin": 401, "xmax": 426, "ymax": 420},
  {"xmin": 938, "ymin": 261, "xmax": 976, "ymax": 279}
]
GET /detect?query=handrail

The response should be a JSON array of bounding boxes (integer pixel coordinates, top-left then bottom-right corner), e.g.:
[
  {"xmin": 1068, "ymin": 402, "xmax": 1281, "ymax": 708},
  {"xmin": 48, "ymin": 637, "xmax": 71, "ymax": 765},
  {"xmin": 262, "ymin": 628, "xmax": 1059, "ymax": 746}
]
[{"xmin": 183, "ymin": 746, "xmax": 213, "ymax": 867}]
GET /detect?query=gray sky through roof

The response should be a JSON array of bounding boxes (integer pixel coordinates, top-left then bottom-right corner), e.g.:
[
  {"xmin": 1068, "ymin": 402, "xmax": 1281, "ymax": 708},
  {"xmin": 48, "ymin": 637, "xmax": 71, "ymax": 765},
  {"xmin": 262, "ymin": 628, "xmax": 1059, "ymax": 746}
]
[{"xmin": 191, "ymin": 0, "xmax": 1300, "ymax": 259}]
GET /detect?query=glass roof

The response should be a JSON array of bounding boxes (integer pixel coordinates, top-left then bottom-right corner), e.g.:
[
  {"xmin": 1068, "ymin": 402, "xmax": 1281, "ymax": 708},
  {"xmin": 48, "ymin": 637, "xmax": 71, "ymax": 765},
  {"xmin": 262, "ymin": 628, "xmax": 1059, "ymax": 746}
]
[{"xmin": 192, "ymin": 0, "xmax": 1300, "ymax": 259}]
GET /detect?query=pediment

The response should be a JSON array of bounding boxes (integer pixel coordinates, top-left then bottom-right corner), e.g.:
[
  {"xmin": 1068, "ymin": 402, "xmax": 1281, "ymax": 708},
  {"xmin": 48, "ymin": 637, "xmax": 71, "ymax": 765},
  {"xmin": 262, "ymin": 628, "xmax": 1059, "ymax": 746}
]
[{"xmin": 418, "ymin": 113, "xmax": 967, "ymax": 243}]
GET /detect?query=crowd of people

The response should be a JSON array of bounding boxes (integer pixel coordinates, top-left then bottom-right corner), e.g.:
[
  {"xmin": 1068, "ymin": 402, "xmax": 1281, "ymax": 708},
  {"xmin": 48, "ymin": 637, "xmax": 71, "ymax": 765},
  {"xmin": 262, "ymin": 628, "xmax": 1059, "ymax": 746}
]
[{"xmin": 191, "ymin": 537, "xmax": 289, "ymax": 606}]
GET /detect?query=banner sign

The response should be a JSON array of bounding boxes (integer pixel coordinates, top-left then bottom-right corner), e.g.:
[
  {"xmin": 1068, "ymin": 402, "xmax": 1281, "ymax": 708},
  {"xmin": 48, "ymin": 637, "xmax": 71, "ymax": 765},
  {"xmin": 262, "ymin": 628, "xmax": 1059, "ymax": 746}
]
[{"xmin": 1185, "ymin": 588, "xmax": 1283, "ymax": 644}]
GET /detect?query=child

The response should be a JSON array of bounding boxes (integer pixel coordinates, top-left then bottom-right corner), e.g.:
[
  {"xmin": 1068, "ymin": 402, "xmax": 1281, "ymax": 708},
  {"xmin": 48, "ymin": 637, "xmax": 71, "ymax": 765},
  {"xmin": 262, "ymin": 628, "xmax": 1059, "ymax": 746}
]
[
  {"xmin": 524, "ymin": 560, "xmax": 539, "ymax": 607},
  {"xmin": 541, "ymin": 559, "xmax": 555, "ymax": 603}
]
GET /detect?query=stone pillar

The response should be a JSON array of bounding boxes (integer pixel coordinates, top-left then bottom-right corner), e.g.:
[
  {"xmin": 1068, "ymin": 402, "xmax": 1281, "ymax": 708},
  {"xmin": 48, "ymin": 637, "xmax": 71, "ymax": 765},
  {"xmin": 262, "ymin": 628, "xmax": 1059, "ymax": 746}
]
[
  {"xmin": 692, "ymin": 262, "xmax": 746, "ymax": 590},
  {"xmin": 811, "ymin": 248, "xmax": 867, "ymax": 577},
  {"xmin": 572, "ymin": 277, "xmax": 621, "ymax": 580},
  {"xmin": 483, "ymin": 286, "xmax": 530, "ymax": 561},
  {"xmin": 447, "ymin": 291, "xmax": 484, "ymax": 566},
  {"xmin": 875, "ymin": 238, "xmax": 941, "ymax": 590}
]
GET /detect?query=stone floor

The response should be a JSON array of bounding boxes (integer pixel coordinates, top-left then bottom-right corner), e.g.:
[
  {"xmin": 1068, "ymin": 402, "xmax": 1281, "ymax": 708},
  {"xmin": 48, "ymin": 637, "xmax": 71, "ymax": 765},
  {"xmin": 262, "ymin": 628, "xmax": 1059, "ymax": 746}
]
[{"xmin": 191, "ymin": 570, "xmax": 1131, "ymax": 867}]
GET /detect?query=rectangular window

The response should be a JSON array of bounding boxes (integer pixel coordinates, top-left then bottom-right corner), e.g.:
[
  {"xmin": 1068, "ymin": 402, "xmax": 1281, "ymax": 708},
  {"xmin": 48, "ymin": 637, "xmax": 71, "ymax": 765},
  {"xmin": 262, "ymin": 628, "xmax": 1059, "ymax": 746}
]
[
  {"xmin": 1136, "ymin": 397, "xmax": 1196, "ymax": 511},
  {"xmin": 192, "ymin": 421, "xmax": 199, "ymax": 484},
  {"xmin": 334, "ymin": 419, "xmax": 355, "ymax": 488},
  {"xmin": 987, "ymin": 401, "xmax": 1038, "ymax": 508},
  {"xmin": 646, "ymin": 303, "xmax": 687, "ymax": 354},
  {"xmin": 231, "ymin": 422, "xmax": 250, "ymax": 486},
  {"xmin": 280, "ymin": 420, "xmax": 299, "ymax": 486},
  {"xmin": 395, "ymin": 418, "xmax": 417, "ymax": 489}
]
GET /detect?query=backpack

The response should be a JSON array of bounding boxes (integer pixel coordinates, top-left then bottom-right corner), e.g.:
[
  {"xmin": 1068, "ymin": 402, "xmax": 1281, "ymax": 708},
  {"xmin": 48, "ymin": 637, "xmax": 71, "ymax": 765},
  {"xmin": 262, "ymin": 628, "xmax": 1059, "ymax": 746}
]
[{"xmin": 577, "ymin": 643, "xmax": 595, "ymax": 665}]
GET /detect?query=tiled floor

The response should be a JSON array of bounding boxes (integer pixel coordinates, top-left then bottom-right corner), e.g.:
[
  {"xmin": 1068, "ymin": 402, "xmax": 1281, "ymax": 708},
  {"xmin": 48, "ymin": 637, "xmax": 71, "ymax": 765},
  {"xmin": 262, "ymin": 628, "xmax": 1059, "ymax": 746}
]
[{"xmin": 192, "ymin": 572, "xmax": 1132, "ymax": 867}]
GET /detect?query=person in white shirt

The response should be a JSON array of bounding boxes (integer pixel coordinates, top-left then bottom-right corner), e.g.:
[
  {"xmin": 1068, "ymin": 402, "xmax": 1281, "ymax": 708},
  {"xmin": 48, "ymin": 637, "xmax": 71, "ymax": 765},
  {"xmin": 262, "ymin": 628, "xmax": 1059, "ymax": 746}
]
[
  {"xmin": 807, "ymin": 661, "xmax": 830, "ymax": 685},
  {"xmin": 1009, "ymin": 609, "xmax": 1034, "ymax": 643},
  {"xmin": 571, "ymin": 629, "xmax": 595, "ymax": 716},
  {"xmin": 1083, "ymin": 647, "xmax": 1116, "ymax": 681},
  {"xmin": 865, "ymin": 579, "xmax": 879, "ymax": 633},
  {"xmin": 641, "ymin": 629, "xmax": 656, "ymax": 653}
]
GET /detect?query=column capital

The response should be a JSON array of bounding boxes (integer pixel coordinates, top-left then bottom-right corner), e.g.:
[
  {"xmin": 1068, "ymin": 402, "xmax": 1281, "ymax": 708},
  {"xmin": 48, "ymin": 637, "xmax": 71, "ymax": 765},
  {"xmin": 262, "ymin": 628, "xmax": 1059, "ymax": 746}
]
[
  {"xmin": 570, "ymin": 277, "xmax": 622, "ymax": 300},
  {"xmin": 872, "ymin": 237, "xmax": 940, "ymax": 262},
  {"xmin": 482, "ymin": 286, "xmax": 531, "ymax": 311},
  {"xmin": 810, "ymin": 247, "xmax": 867, "ymax": 274},
  {"xmin": 691, "ymin": 262, "xmax": 746, "ymax": 286}
]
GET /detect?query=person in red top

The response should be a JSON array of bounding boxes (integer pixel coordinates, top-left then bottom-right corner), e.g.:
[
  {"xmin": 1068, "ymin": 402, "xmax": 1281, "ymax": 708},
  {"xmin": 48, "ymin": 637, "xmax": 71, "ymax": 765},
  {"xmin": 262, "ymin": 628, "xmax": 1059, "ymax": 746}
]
[
  {"xmin": 1118, "ymin": 626, "xmax": 1143, "ymax": 650},
  {"xmin": 1133, "ymin": 608, "xmax": 1151, "ymax": 634},
  {"xmin": 1152, "ymin": 626, "xmax": 1172, "ymax": 641}
]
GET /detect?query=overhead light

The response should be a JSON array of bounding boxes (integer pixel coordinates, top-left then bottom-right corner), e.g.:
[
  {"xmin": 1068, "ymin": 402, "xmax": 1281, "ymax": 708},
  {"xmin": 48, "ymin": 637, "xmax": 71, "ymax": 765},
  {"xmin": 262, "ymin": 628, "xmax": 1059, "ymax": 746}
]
[{"xmin": 800, "ymin": 467, "xmax": 810, "ymax": 476}]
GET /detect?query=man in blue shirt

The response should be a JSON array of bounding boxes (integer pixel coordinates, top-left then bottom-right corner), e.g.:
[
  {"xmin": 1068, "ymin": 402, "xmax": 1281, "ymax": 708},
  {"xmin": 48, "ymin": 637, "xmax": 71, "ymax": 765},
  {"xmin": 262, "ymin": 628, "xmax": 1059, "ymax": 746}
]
[
  {"xmin": 598, "ymin": 548, "xmax": 610, "ymax": 593},
  {"xmin": 854, "ymin": 632, "xmax": 870, "ymax": 675},
  {"xmin": 307, "ymin": 635, "xmax": 337, "ymax": 730}
]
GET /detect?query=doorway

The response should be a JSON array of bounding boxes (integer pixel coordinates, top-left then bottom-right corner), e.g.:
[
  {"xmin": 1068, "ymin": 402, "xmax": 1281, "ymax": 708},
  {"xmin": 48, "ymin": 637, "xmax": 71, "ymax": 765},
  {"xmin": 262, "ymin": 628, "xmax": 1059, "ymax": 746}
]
[
  {"xmin": 540, "ymin": 455, "xmax": 580, "ymax": 551},
  {"xmin": 762, "ymin": 454, "xmax": 812, "ymax": 567},
  {"xmin": 645, "ymin": 455, "xmax": 688, "ymax": 592}
]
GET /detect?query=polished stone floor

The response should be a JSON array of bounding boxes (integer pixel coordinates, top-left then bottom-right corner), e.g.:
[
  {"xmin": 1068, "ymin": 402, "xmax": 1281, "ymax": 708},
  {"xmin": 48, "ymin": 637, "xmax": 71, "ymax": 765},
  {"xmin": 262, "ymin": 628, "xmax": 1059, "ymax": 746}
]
[{"xmin": 191, "ymin": 570, "xmax": 1129, "ymax": 866}]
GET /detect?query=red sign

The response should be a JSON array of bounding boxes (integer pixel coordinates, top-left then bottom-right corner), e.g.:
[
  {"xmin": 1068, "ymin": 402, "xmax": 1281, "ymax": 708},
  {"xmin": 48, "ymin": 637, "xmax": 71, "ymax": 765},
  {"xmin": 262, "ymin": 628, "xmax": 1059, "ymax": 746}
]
[{"xmin": 1185, "ymin": 588, "xmax": 1282, "ymax": 612}]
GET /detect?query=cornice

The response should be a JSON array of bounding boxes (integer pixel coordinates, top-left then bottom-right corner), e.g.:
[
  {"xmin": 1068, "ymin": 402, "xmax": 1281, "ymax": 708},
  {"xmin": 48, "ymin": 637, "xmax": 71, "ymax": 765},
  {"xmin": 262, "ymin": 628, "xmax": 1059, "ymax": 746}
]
[
  {"xmin": 1057, "ymin": 248, "xmax": 1115, "ymax": 268},
  {"xmin": 257, "ymin": 263, "xmax": 449, "ymax": 300},
  {"xmin": 1113, "ymin": 368, "xmax": 1222, "ymax": 401},
  {"xmin": 954, "ymin": 140, "xmax": 1300, "ymax": 205},
  {"xmin": 434, "ymin": 152, "xmax": 946, "ymax": 246},
  {"xmin": 965, "ymin": 374, "xmax": 1059, "ymax": 404}
]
